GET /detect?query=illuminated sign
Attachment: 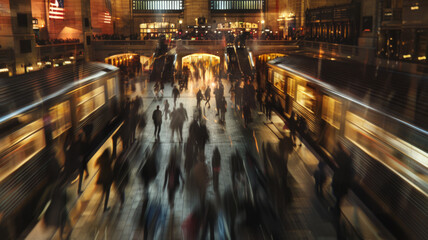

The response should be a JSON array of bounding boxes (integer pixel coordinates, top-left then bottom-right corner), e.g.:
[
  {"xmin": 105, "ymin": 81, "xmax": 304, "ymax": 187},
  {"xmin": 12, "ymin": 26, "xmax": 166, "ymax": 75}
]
[{"xmin": 49, "ymin": 0, "xmax": 64, "ymax": 19}]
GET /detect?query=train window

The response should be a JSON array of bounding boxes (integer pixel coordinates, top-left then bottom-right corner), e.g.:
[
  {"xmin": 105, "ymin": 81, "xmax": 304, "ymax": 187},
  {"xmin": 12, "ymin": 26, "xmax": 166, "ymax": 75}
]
[
  {"xmin": 0, "ymin": 120, "xmax": 45, "ymax": 182},
  {"xmin": 345, "ymin": 112, "xmax": 428, "ymax": 184},
  {"xmin": 268, "ymin": 68, "xmax": 273, "ymax": 83},
  {"xmin": 296, "ymin": 85, "xmax": 316, "ymax": 113},
  {"xmin": 49, "ymin": 101, "xmax": 71, "ymax": 138},
  {"xmin": 107, "ymin": 78, "xmax": 116, "ymax": 99},
  {"xmin": 77, "ymin": 86, "xmax": 106, "ymax": 121},
  {"xmin": 287, "ymin": 77, "xmax": 295, "ymax": 98},
  {"xmin": 273, "ymin": 72, "xmax": 285, "ymax": 92},
  {"xmin": 322, "ymin": 95, "xmax": 341, "ymax": 129}
]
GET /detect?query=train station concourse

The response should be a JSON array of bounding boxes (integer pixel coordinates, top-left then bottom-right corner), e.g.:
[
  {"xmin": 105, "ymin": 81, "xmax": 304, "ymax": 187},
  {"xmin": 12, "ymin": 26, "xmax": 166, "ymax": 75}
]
[{"xmin": 1, "ymin": 0, "xmax": 428, "ymax": 240}]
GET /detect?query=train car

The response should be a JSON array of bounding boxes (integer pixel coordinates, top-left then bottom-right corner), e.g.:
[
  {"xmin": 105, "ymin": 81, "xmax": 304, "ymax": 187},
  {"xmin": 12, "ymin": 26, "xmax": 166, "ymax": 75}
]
[
  {"xmin": 266, "ymin": 54, "xmax": 428, "ymax": 239},
  {"xmin": 0, "ymin": 62, "xmax": 121, "ymax": 239}
]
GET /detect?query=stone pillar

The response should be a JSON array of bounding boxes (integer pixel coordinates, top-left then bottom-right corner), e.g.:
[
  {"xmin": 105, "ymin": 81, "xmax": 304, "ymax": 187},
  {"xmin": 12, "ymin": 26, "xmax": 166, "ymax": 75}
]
[{"xmin": 183, "ymin": 0, "xmax": 210, "ymax": 27}]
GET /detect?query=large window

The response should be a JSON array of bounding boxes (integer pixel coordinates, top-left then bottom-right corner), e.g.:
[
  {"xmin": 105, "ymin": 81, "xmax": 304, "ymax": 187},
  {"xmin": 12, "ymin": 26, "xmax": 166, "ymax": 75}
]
[
  {"xmin": 296, "ymin": 85, "xmax": 316, "ymax": 113},
  {"xmin": 0, "ymin": 119, "xmax": 45, "ymax": 182},
  {"xmin": 273, "ymin": 72, "xmax": 285, "ymax": 92},
  {"xmin": 77, "ymin": 85, "xmax": 106, "ymax": 121},
  {"xmin": 322, "ymin": 95, "xmax": 341, "ymax": 129},
  {"xmin": 133, "ymin": 0, "xmax": 183, "ymax": 11},
  {"xmin": 49, "ymin": 101, "xmax": 72, "ymax": 138},
  {"xmin": 211, "ymin": 0, "xmax": 264, "ymax": 12}
]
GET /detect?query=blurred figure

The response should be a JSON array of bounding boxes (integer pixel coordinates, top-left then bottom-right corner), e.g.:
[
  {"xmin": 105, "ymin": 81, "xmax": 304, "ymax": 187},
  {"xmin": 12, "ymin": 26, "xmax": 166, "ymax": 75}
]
[
  {"xmin": 256, "ymin": 88, "xmax": 264, "ymax": 112},
  {"xmin": 140, "ymin": 145, "xmax": 159, "ymax": 199},
  {"xmin": 196, "ymin": 89, "xmax": 204, "ymax": 108},
  {"xmin": 289, "ymin": 111, "xmax": 297, "ymax": 144},
  {"xmin": 212, "ymin": 147, "xmax": 221, "ymax": 195},
  {"xmin": 163, "ymin": 99, "xmax": 170, "ymax": 121},
  {"xmin": 96, "ymin": 150, "xmax": 113, "ymax": 212},
  {"xmin": 243, "ymin": 103, "xmax": 251, "ymax": 128},
  {"xmin": 152, "ymin": 105, "xmax": 162, "ymax": 140},
  {"xmin": 163, "ymin": 148, "xmax": 184, "ymax": 209},
  {"xmin": 190, "ymin": 155, "xmax": 210, "ymax": 206},
  {"xmin": 172, "ymin": 85, "xmax": 180, "ymax": 106},
  {"xmin": 214, "ymin": 81, "xmax": 224, "ymax": 115},
  {"xmin": 43, "ymin": 180, "xmax": 70, "ymax": 240},
  {"xmin": 230, "ymin": 149, "xmax": 244, "ymax": 192},
  {"xmin": 184, "ymin": 136, "xmax": 196, "ymax": 176},
  {"xmin": 196, "ymin": 119, "xmax": 209, "ymax": 155},
  {"xmin": 332, "ymin": 142, "xmax": 353, "ymax": 213},
  {"xmin": 176, "ymin": 103, "xmax": 188, "ymax": 142},
  {"xmin": 113, "ymin": 152, "xmax": 130, "ymax": 209},
  {"xmin": 314, "ymin": 161, "xmax": 327, "ymax": 196},
  {"xmin": 265, "ymin": 94, "xmax": 273, "ymax": 121},
  {"xmin": 204, "ymin": 85, "xmax": 211, "ymax": 108},
  {"xmin": 220, "ymin": 96, "xmax": 227, "ymax": 123}
]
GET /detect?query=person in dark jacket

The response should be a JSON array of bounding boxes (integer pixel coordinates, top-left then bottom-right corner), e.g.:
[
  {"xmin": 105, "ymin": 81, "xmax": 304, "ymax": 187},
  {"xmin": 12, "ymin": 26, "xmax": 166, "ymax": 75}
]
[
  {"xmin": 332, "ymin": 142, "xmax": 353, "ymax": 213},
  {"xmin": 212, "ymin": 147, "xmax": 221, "ymax": 195},
  {"xmin": 172, "ymin": 85, "xmax": 180, "ymax": 106},
  {"xmin": 196, "ymin": 89, "xmax": 204, "ymax": 108},
  {"xmin": 152, "ymin": 105, "xmax": 162, "ymax": 139},
  {"xmin": 96, "ymin": 150, "xmax": 114, "ymax": 212},
  {"xmin": 113, "ymin": 152, "xmax": 130, "ymax": 209},
  {"xmin": 204, "ymin": 85, "xmax": 211, "ymax": 108},
  {"xmin": 163, "ymin": 149, "xmax": 184, "ymax": 209}
]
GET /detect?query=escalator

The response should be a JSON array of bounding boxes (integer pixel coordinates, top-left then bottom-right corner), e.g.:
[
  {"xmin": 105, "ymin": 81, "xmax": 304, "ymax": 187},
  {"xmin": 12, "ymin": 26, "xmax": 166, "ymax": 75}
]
[
  {"xmin": 235, "ymin": 47, "xmax": 255, "ymax": 79},
  {"xmin": 226, "ymin": 46, "xmax": 243, "ymax": 80}
]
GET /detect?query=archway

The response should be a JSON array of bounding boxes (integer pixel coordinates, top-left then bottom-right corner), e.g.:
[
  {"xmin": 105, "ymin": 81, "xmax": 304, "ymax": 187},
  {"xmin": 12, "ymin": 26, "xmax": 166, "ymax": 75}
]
[{"xmin": 182, "ymin": 53, "xmax": 221, "ymax": 83}]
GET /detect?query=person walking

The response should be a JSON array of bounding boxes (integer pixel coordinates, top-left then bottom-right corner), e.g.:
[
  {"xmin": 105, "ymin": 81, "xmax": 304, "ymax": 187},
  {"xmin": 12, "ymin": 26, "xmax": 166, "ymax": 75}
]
[
  {"xmin": 163, "ymin": 150, "xmax": 184, "ymax": 209},
  {"xmin": 196, "ymin": 89, "xmax": 204, "ymax": 108},
  {"xmin": 204, "ymin": 85, "xmax": 211, "ymax": 108},
  {"xmin": 152, "ymin": 105, "xmax": 162, "ymax": 140},
  {"xmin": 113, "ymin": 152, "xmax": 130, "ymax": 209},
  {"xmin": 172, "ymin": 85, "xmax": 180, "ymax": 106},
  {"xmin": 211, "ymin": 147, "xmax": 221, "ymax": 195},
  {"xmin": 177, "ymin": 103, "xmax": 188, "ymax": 142},
  {"xmin": 220, "ymin": 96, "xmax": 227, "ymax": 123},
  {"xmin": 96, "ymin": 150, "xmax": 114, "ymax": 212},
  {"xmin": 243, "ymin": 103, "xmax": 251, "ymax": 128},
  {"xmin": 163, "ymin": 99, "xmax": 170, "ymax": 121}
]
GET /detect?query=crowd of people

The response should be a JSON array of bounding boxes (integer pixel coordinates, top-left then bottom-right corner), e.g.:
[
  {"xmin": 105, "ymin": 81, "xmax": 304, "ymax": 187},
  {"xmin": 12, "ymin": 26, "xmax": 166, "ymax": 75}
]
[{"xmin": 36, "ymin": 38, "xmax": 80, "ymax": 45}]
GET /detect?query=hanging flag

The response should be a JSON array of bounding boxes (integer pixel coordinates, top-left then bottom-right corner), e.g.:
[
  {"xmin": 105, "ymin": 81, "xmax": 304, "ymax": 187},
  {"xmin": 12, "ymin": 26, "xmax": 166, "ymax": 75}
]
[{"xmin": 49, "ymin": 0, "xmax": 64, "ymax": 19}]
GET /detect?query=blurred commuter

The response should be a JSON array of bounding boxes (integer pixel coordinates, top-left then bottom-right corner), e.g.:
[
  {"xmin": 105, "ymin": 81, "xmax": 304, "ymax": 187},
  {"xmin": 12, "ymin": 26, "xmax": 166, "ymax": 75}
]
[
  {"xmin": 163, "ymin": 149, "xmax": 184, "ymax": 209},
  {"xmin": 289, "ymin": 111, "xmax": 297, "ymax": 144},
  {"xmin": 196, "ymin": 89, "xmax": 204, "ymax": 108},
  {"xmin": 43, "ymin": 180, "xmax": 70, "ymax": 240},
  {"xmin": 152, "ymin": 105, "xmax": 162, "ymax": 140},
  {"xmin": 77, "ymin": 130, "xmax": 90, "ymax": 194},
  {"xmin": 230, "ymin": 149, "xmax": 244, "ymax": 191},
  {"xmin": 184, "ymin": 137, "xmax": 196, "ymax": 176},
  {"xmin": 172, "ymin": 85, "xmax": 180, "ymax": 106},
  {"xmin": 176, "ymin": 103, "xmax": 188, "ymax": 142},
  {"xmin": 196, "ymin": 119, "xmax": 209, "ymax": 155},
  {"xmin": 190, "ymin": 155, "xmax": 210, "ymax": 206},
  {"xmin": 212, "ymin": 147, "xmax": 221, "ymax": 195},
  {"xmin": 243, "ymin": 103, "xmax": 251, "ymax": 128},
  {"xmin": 314, "ymin": 161, "xmax": 327, "ymax": 196},
  {"xmin": 256, "ymin": 88, "xmax": 264, "ymax": 112},
  {"xmin": 220, "ymin": 96, "xmax": 227, "ymax": 123},
  {"xmin": 140, "ymin": 145, "xmax": 158, "ymax": 199},
  {"xmin": 204, "ymin": 85, "xmax": 211, "ymax": 108},
  {"xmin": 96, "ymin": 150, "xmax": 113, "ymax": 212},
  {"xmin": 265, "ymin": 94, "xmax": 273, "ymax": 121},
  {"xmin": 163, "ymin": 99, "xmax": 170, "ymax": 120},
  {"xmin": 113, "ymin": 152, "xmax": 130, "ymax": 209},
  {"xmin": 332, "ymin": 142, "xmax": 353, "ymax": 213}
]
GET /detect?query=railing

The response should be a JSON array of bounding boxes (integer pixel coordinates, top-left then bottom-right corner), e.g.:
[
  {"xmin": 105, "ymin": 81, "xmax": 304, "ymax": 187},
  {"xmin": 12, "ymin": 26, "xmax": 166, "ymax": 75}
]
[
  {"xmin": 36, "ymin": 43, "xmax": 84, "ymax": 58},
  {"xmin": 300, "ymin": 40, "xmax": 376, "ymax": 61}
]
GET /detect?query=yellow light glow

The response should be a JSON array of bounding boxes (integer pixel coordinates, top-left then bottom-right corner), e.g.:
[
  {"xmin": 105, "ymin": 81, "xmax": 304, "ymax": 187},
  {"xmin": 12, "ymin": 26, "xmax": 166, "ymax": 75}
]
[
  {"xmin": 0, "ymin": 68, "xmax": 9, "ymax": 73},
  {"xmin": 403, "ymin": 54, "xmax": 412, "ymax": 59},
  {"xmin": 418, "ymin": 56, "xmax": 426, "ymax": 60}
]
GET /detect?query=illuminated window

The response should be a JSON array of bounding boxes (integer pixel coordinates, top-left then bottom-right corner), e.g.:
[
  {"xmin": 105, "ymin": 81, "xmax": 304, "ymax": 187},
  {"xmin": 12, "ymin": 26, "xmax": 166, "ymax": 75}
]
[
  {"xmin": 344, "ymin": 111, "xmax": 428, "ymax": 185},
  {"xmin": 286, "ymin": 77, "xmax": 295, "ymax": 97},
  {"xmin": 0, "ymin": 119, "xmax": 45, "ymax": 182},
  {"xmin": 77, "ymin": 86, "xmax": 106, "ymax": 121},
  {"xmin": 296, "ymin": 85, "xmax": 316, "ymax": 113},
  {"xmin": 107, "ymin": 78, "xmax": 116, "ymax": 99},
  {"xmin": 322, "ymin": 95, "xmax": 341, "ymax": 129},
  {"xmin": 211, "ymin": 0, "xmax": 264, "ymax": 11},
  {"xmin": 49, "ymin": 101, "xmax": 71, "ymax": 138},
  {"xmin": 273, "ymin": 72, "xmax": 285, "ymax": 92},
  {"xmin": 133, "ymin": 0, "xmax": 183, "ymax": 11}
]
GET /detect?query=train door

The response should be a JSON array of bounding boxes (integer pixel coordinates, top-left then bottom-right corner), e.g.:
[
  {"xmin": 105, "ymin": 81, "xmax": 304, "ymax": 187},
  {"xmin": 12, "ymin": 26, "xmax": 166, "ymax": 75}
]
[
  {"xmin": 319, "ymin": 94, "xmax": 342, "ymax": 155},
  {"xmin": 285, "ymin": 76, "xmax": 296, "ymax": 116}
]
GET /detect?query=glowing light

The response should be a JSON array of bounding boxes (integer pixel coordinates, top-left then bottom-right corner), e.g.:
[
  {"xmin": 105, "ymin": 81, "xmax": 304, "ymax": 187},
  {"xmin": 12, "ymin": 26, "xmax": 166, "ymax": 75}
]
[
  {"xmin": 63, "ymin": 60, "xmax": 72, "ymax": 65},
  {"xmin": 411, "ymin": 5, "xmax": 419, "ymax": 10},
  {"xmin": 69, "ymin": 56, "xmax": 74, "ymax": 59},
  {"xmin": 37, "ymin": 62, "xmax": 42, "ymax": 66},
  {"xmin": 179, "ymin": 20, "xmax": 183, "ymax": 24},
  {"xmin": 0, "ymin": 68, "xmax": 9, "ymax": 73},
  {"xmin": 418, "ymin": 56, "xmax": 426, "ymax": 60},
  {"xmin": 54, "ymin": 64, "xmax": 59, "ymax": 67},
  {"xmin": 403, "ymin": 54, "xmax": 412, "ymax": 59},
  {"xmin": 27, "ymin": 66, "xmax": 34, "ymax": 71},
  {"xmin": 261, "ymin": 20, "xmax": 265, "ymax": 24},
  {"xmin": 46, "ymin": 61, "xmax": 52, "ymax": 65}
]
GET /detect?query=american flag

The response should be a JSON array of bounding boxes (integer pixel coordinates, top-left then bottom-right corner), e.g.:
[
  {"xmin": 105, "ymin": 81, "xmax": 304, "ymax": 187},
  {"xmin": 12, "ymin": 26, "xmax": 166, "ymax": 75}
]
[{"xmin": 49, "ymin": 0, "xmax": 64, "ymax": 19}]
